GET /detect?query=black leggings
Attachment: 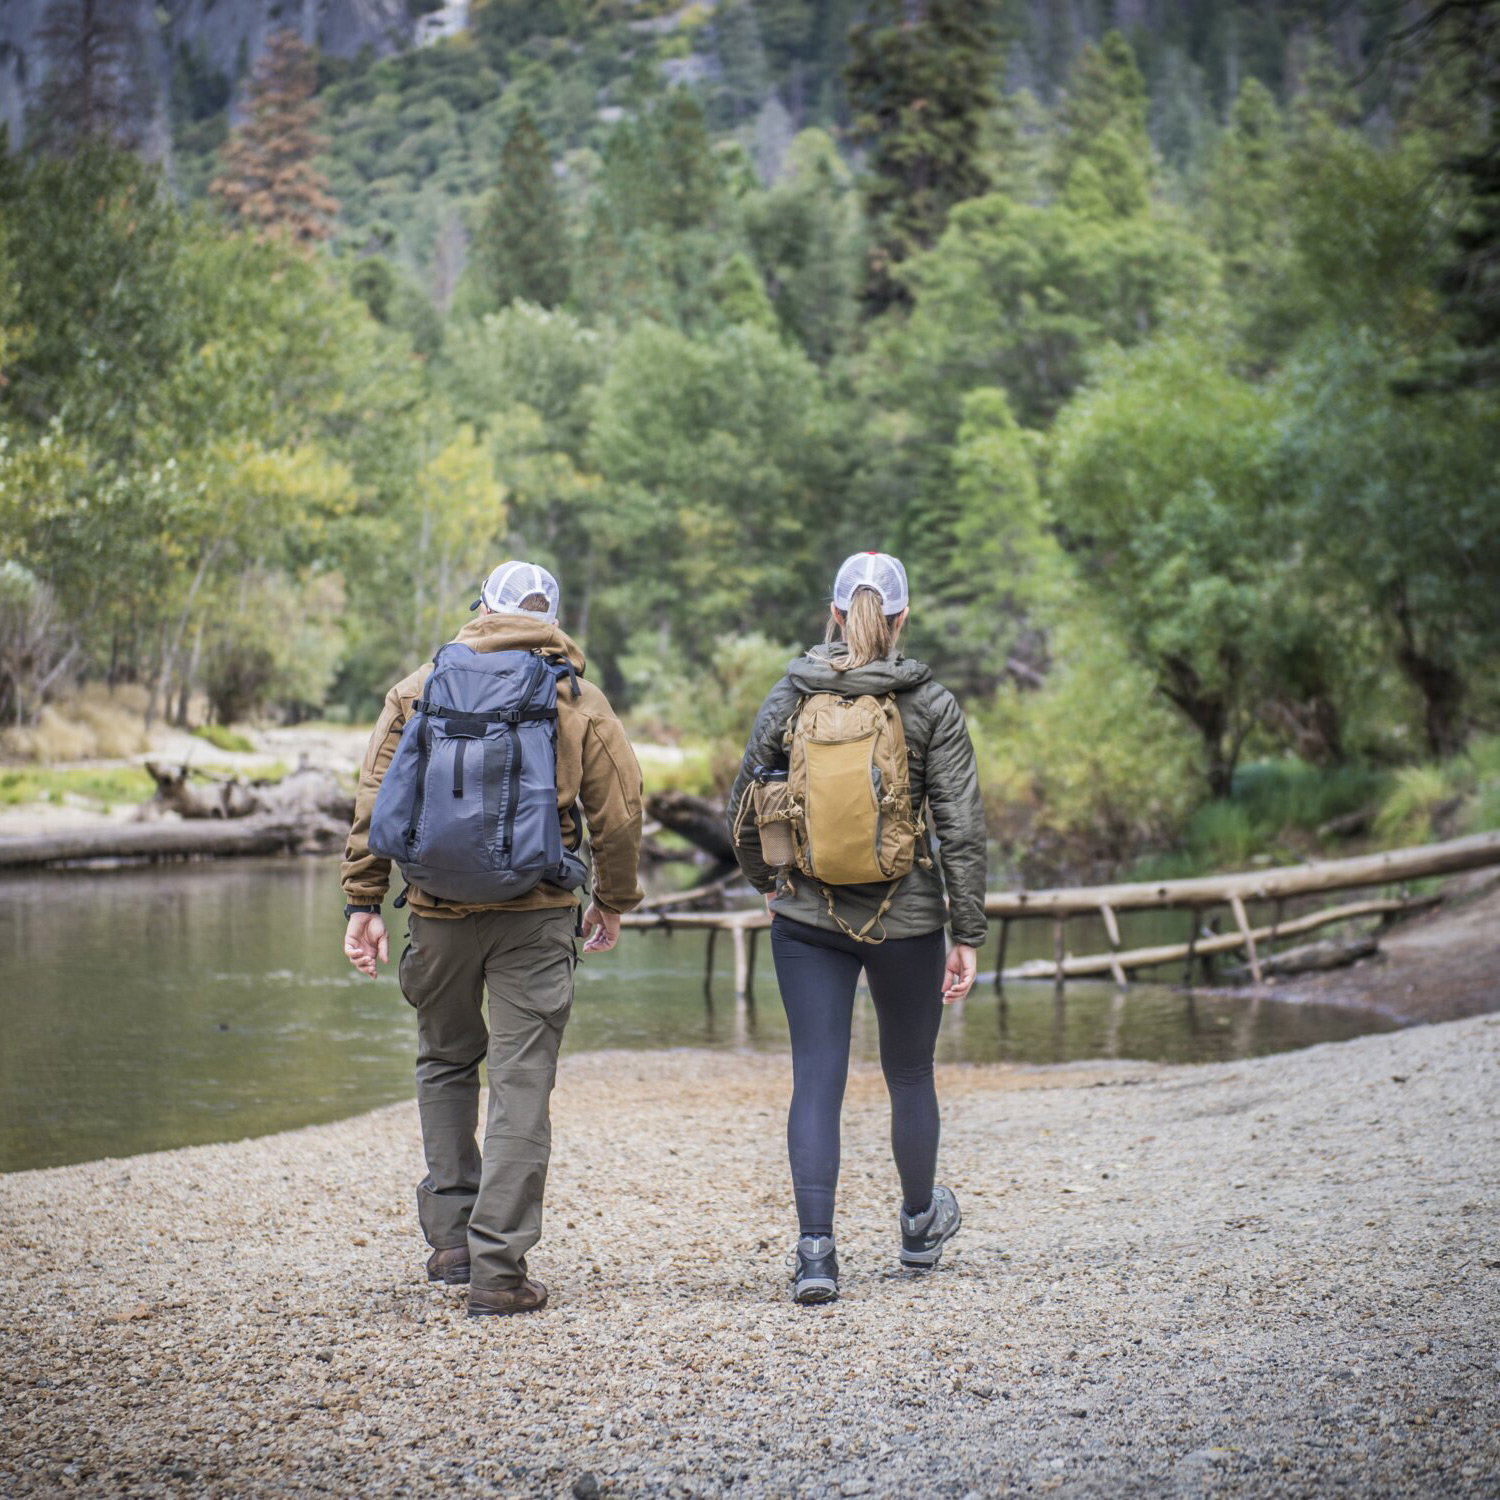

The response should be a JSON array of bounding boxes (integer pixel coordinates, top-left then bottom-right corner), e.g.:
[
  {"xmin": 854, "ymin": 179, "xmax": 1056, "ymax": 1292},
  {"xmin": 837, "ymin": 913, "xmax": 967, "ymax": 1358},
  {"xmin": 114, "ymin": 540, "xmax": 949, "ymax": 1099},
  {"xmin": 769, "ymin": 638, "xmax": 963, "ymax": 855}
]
[{"xmin": 769, "ymin": 914, "xmax": 947, "ymax": 1237}]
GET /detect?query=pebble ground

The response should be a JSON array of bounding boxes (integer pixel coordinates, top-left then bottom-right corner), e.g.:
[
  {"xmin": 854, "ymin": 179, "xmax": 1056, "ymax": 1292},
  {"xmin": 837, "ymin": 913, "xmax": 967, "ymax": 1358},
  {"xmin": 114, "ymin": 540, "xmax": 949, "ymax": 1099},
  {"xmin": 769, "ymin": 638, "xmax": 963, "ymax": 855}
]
[{"xmin": 3, "ymin": 1016, "xmax": 1498, "ymax": 1498}]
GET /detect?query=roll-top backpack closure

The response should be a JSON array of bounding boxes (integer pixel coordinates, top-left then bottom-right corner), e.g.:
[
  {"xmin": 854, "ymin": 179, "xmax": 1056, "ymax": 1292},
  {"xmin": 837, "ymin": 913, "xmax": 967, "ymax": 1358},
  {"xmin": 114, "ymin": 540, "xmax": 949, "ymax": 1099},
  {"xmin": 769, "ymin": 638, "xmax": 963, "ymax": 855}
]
[{"xmin": 368, "ymin": 645, "xmax": 587, "ymax": 904}]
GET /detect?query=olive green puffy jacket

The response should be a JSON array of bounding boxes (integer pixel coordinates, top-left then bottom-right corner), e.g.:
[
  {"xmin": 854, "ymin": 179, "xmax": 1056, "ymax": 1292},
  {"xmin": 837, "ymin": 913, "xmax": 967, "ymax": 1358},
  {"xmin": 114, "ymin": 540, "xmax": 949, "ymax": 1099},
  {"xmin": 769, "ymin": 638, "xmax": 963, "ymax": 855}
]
[{"xmin": 726, "ymin": 645, "xmax": 989, "ymax": 947}]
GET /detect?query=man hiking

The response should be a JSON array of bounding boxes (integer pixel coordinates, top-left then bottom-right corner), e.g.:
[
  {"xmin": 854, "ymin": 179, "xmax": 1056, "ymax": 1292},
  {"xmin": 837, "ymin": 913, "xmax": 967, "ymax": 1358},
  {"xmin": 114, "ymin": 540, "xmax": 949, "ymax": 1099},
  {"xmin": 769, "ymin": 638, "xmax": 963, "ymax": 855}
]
[{"xmin": 340, "ymin": 561, "xmax": 643, "ymax": 1317}]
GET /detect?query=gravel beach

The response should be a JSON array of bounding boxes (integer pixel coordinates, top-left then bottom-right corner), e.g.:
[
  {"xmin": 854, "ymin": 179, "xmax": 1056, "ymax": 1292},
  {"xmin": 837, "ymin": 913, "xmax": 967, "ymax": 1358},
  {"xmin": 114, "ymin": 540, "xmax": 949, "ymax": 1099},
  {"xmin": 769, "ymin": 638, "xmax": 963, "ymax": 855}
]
[{"xmin": 2, "ymin": 1016, "xmax": 1497, "ymax": 1499}]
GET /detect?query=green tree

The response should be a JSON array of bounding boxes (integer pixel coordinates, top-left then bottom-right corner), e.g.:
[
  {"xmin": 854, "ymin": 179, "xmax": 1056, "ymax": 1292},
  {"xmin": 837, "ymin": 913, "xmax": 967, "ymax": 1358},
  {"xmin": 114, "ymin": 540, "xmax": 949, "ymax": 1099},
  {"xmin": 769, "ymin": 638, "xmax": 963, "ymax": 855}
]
[
  {"xmin": 1049, "ymin": 31, "xmax": 1153, "ymax": 218},
  {"xmin": 476, "ymin": 109, "xmax": 571, "ymax": 309},
  {"xmin": 0, "ymin": 143, "xmax": 187, "ymax": 448},
  {"xmin": 589, "ymin": 320, "xmax": 841, "ymax": 678},
  {"xmin": 1278, "ymin": 334, "xmax": 1500, "ymax": 757},
  {"xmin": 1049, "ymin": 336, "xmax": 1300, "ymax": 797},
  {"xmin": 846, "ymin": 0, "xmax": 1001, "ymax": 312},
  {"xmin": 712, "ymin": 251, "xmax": 778, "ymax": 329},
  {"xmin": 870, "ymin": 189, "xmax": 1219, "ymax": 430},
  {"xmin": 1201, "ymin": 77, "xmax": 1288, "ymax": 334},
  {"xmin": 898, "ymin": 387, "xmax": 1060, "ymax": 699},
  {"xmin": 743, "ymin": 129, "xmax": 862, "ymax": 363}
]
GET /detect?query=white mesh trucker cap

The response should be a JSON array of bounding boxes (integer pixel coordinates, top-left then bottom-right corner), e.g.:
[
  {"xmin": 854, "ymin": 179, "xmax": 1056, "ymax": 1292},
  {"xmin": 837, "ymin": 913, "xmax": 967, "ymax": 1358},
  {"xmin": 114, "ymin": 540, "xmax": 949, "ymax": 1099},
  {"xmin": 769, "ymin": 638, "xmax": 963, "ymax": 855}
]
[
  {"xmin": 832, "ymin": 551, "xmax": 909, "ymax": 615},
  {"xmin": 470, "ymin": 560, "xmax": 560, "ymax": 623}
]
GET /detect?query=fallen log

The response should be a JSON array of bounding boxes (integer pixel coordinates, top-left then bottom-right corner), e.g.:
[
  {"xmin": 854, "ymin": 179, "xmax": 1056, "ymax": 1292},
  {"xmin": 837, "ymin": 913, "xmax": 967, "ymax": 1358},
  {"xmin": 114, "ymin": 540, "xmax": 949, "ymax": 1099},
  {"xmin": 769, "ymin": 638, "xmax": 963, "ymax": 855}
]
[
  {"xmin": 644, "ymin": 790, "xmax": 736, "ymax": 865},
  {"xmin": 998, "ymin": 894, "xmax": 1437, "ymax": 983},
  {"xmin": 985, "ymin": 830, "xmax": 1500, "ymax": 918},
  {"xmin": 141, "ymin": 760, "xmax": 353, "ymax": 825},
  {"xmin": 0, "ymin": 814, "xmax": 343, "ymax": 868},
  {"xmin": 1224, "ymin": 933, "xmax": 1379, "ymax": 982},
  {"xmin": 144, "ymin": 761, "xmax": 259, "ymax": 819}
]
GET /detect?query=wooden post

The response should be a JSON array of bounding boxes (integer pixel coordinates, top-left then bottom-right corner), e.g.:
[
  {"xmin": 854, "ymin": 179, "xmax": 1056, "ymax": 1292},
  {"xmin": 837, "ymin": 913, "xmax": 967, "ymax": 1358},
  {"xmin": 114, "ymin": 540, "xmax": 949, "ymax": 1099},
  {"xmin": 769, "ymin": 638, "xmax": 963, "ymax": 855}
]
[
  {"xmin": 993, "ymin": 919, "xmax": 1009, "ymax": 995},
  {"xmin": 1269, "ymin": 897, "xmax": 1284, "ymax": 951},
  {"xmin": 744, "ymin": 926, "xmax": 759, "ymax": 1002},
  {"xmin": 1182, "ymin": 910, "xmax": 1199, "ymax": 987},
  {"xmin": 1099, "ymin": 902, "xmax": 1127, "ymax": 989},
  {"xmin": 1229, "ymin": 893, "xmax": 1263, "ymax": 987},
  {"xmin": 703, "ymin": 927, "xmax": 718, "ymax": 999},
  {"xmin": 1052, "ymin": 917, "xmax": 1066, "ymax": 994},
  {"xmin": 732, "ymin": 921, "xmax": 750, "ymax": 999}
]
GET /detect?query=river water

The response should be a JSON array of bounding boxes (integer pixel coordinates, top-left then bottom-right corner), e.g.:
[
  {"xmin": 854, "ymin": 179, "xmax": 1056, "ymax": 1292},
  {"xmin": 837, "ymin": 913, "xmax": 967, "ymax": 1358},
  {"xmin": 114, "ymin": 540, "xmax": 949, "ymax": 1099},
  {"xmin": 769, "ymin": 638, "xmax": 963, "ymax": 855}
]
[{"xmin": 0, "ymin": 857, "xmax": 1399, "ymax": 1171}]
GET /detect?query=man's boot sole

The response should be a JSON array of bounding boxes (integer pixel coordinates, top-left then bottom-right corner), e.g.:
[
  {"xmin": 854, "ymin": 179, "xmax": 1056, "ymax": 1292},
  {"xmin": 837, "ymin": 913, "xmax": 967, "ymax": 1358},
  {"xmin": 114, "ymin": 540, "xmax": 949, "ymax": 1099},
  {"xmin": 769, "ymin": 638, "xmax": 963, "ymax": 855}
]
[
  {"xmin": 428, "ymin": 1267, "xmax": 471, "ymax": 1285},
  {"xmin": 466, "ymin": 1288, "xmax": 549, "ymax": 1317}
]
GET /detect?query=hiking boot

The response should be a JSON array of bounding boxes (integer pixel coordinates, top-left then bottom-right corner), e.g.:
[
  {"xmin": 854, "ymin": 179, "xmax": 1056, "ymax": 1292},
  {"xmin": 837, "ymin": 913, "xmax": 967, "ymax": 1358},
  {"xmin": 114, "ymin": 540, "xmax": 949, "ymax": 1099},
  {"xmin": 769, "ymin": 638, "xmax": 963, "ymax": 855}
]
[
  {"xmin": 790, "ymin": 1235, "xmax": 839, "ymax": 1304},
  {"xmin": 426, "ymin": 1246, "xmax": 471, "ymax": 1285},
  {"xmin": 467, "ymin": 1279, "xmax": 548, "ymax": 1317},
  {"xmin": 899, "ymin": 1185, "xmax": 961, "ymax": 1268}
]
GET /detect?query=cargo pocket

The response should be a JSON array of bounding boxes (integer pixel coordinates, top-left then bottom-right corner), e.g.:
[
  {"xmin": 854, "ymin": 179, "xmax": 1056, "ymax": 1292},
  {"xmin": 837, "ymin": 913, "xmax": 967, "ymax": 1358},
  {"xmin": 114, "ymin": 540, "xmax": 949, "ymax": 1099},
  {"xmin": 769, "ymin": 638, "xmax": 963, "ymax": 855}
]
[
  {"xmin": 517, "ymin": 916, "xmax": 578, "ymax": 1024},
  {"xmin": 398, "ymin": 934, "xmax": 434, "ymax": 1011}
]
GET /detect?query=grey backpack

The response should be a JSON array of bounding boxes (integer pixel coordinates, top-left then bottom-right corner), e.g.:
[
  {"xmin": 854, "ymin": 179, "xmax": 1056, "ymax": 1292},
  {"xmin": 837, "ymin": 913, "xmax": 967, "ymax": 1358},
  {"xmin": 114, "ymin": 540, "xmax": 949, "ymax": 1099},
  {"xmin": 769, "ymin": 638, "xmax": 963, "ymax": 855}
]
[{"xmin": 368, "ymin": 644, "xmax": 587, "ymax": 905}]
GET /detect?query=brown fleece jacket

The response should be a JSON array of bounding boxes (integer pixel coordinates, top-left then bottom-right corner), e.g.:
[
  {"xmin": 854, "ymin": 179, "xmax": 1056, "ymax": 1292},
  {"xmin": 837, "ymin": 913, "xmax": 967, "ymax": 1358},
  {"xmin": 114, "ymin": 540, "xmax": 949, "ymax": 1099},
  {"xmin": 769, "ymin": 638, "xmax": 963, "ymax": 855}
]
[{"xmin": 340, "ymin": 614, "xmax": 644, "ymax": 918}]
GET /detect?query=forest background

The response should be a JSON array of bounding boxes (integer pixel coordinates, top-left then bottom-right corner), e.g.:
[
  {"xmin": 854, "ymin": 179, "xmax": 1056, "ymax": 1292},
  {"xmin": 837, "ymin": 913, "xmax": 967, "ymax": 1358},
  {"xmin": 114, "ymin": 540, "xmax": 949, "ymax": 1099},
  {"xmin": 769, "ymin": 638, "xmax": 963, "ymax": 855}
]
[{"xmin": 1, "ymin": 0, "xmax": 1498, "ymax": 881}]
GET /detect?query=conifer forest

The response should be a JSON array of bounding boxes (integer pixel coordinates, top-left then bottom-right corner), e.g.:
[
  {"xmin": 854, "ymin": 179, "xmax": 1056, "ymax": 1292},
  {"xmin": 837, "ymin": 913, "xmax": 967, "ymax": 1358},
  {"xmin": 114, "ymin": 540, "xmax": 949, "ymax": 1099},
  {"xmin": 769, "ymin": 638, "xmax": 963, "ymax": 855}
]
[{"xmin": 2, "ymin": 0, "xmax": 1499, "ymax": 877}]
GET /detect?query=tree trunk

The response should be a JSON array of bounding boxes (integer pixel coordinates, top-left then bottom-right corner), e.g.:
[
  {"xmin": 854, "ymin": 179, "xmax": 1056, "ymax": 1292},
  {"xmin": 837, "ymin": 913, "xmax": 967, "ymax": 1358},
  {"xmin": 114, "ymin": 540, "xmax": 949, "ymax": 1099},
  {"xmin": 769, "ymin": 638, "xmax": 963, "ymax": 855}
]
[
  {"xmin": 1394, "ymin": 588, "xmax": 1466, "ymax": 758},
  {"xmin": 645, "ymin": 790, "xmax": 737, "ymax": 865}
]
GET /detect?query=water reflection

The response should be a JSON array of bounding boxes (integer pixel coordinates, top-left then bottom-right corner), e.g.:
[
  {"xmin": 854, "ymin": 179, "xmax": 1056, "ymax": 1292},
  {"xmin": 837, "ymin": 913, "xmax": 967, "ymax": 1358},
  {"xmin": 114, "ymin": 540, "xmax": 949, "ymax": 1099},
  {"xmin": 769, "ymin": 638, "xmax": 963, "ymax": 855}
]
[{"xmin": 0, "ymin": 858, "xmax": 1398, "ymax": 1171}]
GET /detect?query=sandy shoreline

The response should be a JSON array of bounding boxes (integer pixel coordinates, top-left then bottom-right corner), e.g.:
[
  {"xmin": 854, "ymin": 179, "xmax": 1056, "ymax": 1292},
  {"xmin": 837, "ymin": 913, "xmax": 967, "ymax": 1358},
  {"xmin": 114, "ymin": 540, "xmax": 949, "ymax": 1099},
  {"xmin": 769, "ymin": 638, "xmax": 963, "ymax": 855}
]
[{"xmin": 3, "ymin": 1018, "xmax": 1498, "ymax": 1498}]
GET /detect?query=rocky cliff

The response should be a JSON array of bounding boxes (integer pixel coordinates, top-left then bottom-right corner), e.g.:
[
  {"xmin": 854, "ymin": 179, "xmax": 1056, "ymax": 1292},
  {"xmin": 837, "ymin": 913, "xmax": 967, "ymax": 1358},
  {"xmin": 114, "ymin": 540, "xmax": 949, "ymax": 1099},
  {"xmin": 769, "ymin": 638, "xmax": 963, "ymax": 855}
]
[{"xmin": 0, "ymin": 0, "xmax": 415, "ymax": 144}]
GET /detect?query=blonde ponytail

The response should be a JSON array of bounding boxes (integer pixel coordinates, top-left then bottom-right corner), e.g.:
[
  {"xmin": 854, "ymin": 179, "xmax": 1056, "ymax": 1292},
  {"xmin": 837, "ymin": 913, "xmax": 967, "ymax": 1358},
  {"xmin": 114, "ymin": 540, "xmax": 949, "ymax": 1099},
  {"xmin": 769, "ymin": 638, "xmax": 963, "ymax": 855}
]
[{"xmin": 825, "ymin": 586, "xmax": 904, "ymax": 671}]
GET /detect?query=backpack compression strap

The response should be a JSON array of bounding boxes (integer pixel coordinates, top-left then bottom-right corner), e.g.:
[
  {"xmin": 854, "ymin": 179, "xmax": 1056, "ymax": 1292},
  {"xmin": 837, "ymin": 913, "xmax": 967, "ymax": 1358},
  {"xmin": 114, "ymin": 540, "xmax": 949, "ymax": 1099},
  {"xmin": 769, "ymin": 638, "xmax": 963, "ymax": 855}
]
[{"xmin": 818, "ymin": 877, "xmax": 901, "ymax": 946}]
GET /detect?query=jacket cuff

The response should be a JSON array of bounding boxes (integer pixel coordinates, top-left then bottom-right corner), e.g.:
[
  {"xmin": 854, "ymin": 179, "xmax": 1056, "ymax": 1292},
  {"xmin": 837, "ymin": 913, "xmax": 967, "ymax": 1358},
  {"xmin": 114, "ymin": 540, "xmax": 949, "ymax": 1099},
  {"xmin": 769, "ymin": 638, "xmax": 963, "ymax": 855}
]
[{"xmin": 589, "ymin": 891, "xmax": 640, "ymax": 916}]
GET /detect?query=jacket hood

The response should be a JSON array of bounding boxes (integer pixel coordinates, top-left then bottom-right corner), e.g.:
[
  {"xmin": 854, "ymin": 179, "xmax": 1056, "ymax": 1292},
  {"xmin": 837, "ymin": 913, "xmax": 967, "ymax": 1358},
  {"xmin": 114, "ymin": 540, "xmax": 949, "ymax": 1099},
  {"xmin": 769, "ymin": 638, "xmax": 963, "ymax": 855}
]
[
  {"xmin": 786, "ymin": 643, "xmax": 932, "ymax": 697},
  {"xmin": 451, "ymin": 612, "xmax": 587, "ymax": 672}
]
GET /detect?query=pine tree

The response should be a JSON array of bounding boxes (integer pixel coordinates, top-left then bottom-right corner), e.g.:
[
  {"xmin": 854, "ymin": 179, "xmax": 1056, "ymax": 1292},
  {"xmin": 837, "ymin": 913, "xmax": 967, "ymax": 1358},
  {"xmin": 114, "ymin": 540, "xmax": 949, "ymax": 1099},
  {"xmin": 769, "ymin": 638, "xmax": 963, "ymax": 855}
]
[
  {"xmin": 846, "ymin": 0, "xmax": 1001, "ymax": 314},
  {"xmin": 476, "ymin": 110, "xmax": 571, "ymax": 309},
  {"xmin": 1050, "ymin": 30, "xmax": 1153, "ymax": 213},
  {"xmin": 655, "ymin": 92, "xmax": 721, "ymax": 233},
  {"xmin": 209, "ymin": 29, "xmax": 338, "ymax": 248},
  {"xmin": 31, "ymin": 0, "xmax": 150, "ymax": 155}
]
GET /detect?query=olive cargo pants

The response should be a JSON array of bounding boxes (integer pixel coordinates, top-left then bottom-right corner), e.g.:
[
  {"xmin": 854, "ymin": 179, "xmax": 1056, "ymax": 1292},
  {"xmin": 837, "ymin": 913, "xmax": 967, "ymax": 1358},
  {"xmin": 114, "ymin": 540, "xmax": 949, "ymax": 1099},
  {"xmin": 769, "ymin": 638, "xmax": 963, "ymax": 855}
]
[{"xmin": 399, "ymin": 907, "xmax": 577, "ymax": 1291}]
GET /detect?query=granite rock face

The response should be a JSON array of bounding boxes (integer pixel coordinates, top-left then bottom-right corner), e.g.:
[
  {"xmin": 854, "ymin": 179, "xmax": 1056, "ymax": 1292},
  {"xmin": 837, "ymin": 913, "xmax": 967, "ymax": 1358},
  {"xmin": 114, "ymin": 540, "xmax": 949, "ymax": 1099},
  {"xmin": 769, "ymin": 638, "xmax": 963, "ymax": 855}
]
[{"xmin": 0, "ymin": 0, "xmax": 414, "ymax": 144}]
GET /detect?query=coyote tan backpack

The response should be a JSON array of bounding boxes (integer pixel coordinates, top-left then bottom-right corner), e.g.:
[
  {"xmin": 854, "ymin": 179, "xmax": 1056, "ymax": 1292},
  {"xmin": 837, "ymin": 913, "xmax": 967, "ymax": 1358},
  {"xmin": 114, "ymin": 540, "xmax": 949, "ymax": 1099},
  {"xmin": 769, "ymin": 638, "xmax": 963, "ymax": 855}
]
[{"xmin": 777, "ymin": 691, "xmax": 927, "ymax": 942}]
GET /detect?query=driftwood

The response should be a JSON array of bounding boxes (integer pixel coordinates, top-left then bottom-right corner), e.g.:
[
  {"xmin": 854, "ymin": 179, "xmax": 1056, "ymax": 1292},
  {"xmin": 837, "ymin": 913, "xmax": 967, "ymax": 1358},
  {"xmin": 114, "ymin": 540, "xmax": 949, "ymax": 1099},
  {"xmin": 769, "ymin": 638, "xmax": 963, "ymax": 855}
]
[
  {"xmin": 0, "ymin": 761, "xmax": 356, "ymax": 868},
  {"xmin": 999, "ymin": 894, "xmax": 1435, "ymax": 983},
  {"xmin": 144, "ymin": 761, "xmax": 260, "ymax": 819},
  {"xmin": 0, "ymin": 815, "xmax": 340, "ymax": 868},
  {"xmin": 644, "ymin": 790, "xmax": 736, "ymax": 865},
  {"xmin": 1224, "ymin": 933, "xmax": 1379, "ymax": 982},
  {"xmin": 1316, "ymin": 806, "xmax": 1376, "ymax": 841},
  {"xmin": 143, "ymin": 760, "xmax": 353, "ymax": 825},
  {"xmin": 984, "ymin": 830, "xmax": 1500, "ymax": 918}
]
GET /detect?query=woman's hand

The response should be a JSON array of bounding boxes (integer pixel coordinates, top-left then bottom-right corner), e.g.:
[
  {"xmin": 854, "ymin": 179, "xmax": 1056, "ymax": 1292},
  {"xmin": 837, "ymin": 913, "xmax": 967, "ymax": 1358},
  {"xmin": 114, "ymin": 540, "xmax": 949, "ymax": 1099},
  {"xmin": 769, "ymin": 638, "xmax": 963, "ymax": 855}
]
[
  {"xmin": 941, "ymin": 943, "xmax": 976, "ymax": 1004},
  {"xmin": 344, "ymin": 913, "xmax": 389, "ymax": 979}
]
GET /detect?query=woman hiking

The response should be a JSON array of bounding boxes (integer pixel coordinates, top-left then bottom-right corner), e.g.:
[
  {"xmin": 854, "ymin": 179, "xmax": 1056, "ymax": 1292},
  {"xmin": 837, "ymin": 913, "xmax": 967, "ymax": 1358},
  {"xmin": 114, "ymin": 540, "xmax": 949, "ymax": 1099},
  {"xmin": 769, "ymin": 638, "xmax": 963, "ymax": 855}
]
[{"xmin": 727, "ymin": 551, "xmax": 987, "ymax": 1304}]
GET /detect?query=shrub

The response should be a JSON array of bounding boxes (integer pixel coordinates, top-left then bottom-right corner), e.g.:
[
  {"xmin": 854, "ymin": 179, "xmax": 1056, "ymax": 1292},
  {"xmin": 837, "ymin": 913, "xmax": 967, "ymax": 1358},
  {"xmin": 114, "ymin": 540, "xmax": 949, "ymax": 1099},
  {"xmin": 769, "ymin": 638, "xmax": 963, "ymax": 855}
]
[
  {"xmin": 974, "ymin": 617, "xmax": 1201, "ymax": 877},
  {"xmin": 1374, "ymin": 764, "xmax": 1464, "ymax": 845},
  {"xmin": 192, "ymin": 724, "xmax": 256, "ymax": 754}
]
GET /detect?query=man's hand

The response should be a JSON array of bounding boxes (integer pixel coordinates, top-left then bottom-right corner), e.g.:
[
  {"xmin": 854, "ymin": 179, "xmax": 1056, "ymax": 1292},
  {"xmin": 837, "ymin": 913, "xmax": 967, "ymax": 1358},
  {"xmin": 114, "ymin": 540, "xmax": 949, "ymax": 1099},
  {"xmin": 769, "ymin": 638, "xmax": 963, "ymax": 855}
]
[
  {"xmin": 581, "ymin": 901, "xmax": 620, "ymax": 955},
  {"xmin": 941, "ymin": 943, "xmax": 977, "ymax": 1005},
  {"xmin": 344, "ymin": 912, "xmax": 389, "ymax": 979},
  {"xmin": 764, "ymin": 892, "xmax": 775, "ymax": 916}
]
